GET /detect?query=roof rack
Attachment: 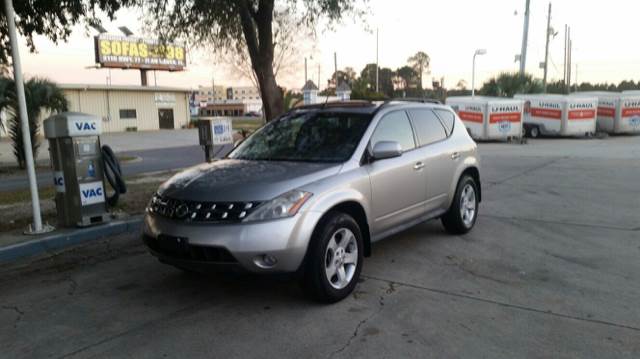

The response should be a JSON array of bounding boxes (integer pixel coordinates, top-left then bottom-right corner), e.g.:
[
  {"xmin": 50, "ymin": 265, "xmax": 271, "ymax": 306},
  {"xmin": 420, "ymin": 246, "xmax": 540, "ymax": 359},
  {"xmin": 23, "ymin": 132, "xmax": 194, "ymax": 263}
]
[
  {"xmin": 373, "ymin": 97, "xmax": 443, "ymax": 115},
  {"xmin": 292, "ymin": 100, "xmax": 375, "ymax": 111}
]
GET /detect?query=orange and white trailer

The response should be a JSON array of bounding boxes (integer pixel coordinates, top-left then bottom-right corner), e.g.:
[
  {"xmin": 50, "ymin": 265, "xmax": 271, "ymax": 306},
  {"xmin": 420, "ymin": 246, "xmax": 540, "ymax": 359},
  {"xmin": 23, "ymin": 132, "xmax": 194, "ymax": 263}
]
[
  {"xmin": 446, "ymin": 96, "xmax": 523, "ymax": 140},
  {"xmin": 570, "ymin": 92, "xmax": 640, "ymax": 134},
  {"xmin": 514, "ymin": 94, "xmax": 597, "ymax": 138}
]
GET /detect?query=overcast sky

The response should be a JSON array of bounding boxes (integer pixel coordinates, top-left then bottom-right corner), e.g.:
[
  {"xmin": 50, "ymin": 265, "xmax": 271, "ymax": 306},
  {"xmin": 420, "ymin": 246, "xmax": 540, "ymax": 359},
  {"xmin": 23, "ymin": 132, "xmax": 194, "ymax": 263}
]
[{"xmin": 17, "ymin": 0, "xmax": 640, "ymax": 91}]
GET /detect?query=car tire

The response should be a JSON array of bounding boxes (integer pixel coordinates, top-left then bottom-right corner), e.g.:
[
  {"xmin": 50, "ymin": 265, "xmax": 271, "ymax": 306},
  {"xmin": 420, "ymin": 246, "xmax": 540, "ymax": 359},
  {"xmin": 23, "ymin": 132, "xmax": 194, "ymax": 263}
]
[
  {"xmin": 441, "ymin": 175, "xmax": 479, "ymax": 235},
  {"xmin": 302, "ymin": 211, "xmax": 364, "ymax": 303}
]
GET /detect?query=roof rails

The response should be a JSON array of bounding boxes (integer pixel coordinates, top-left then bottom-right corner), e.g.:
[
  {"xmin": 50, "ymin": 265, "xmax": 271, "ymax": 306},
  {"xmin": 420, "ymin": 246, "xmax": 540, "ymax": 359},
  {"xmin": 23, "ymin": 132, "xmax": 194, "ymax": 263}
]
[
  {"xmin": 292, "ymin": 100, "xmax": 376, "ymax": 111},
  {"xmin": 373, "ymin": 97, "xmax": 443, "ymax": 115}
]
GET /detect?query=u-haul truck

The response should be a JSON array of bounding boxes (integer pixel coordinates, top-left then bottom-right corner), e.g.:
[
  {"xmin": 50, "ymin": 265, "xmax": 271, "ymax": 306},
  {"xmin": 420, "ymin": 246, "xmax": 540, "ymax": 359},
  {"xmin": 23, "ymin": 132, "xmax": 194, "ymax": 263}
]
[
  {"xmin": 514, "ymin": 94, "xmax": 597, "ymax": 138},
  {"xmin": 445, "ymin": 96, "xmax": 523, "ymax": 140}
]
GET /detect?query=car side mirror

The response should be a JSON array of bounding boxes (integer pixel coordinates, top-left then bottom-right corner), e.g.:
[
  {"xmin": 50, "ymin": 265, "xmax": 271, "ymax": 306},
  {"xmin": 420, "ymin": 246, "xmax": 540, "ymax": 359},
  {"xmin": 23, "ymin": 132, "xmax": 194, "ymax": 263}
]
[{"xmin": 371, "ymin": 141, "xmax": 402, "ymax": 160}]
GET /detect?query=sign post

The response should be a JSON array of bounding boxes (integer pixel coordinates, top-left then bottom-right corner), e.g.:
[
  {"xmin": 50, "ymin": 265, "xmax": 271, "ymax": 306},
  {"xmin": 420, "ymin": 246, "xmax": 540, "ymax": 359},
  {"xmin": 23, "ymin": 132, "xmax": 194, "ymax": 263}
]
[
  {"xmin": 3, "ymin": 0, "xmax": 52, "ymax": 234},
  {"xmin": 197, "ymin": 117, "xmax": 233, "ymax": 163}
]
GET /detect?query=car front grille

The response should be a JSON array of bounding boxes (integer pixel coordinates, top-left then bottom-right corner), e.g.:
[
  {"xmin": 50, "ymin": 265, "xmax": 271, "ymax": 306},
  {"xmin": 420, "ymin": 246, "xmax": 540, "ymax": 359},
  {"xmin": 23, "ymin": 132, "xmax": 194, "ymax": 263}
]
[
  {"xmin": 147, "ymin": 193, "xmax": 261, "ymax": 223},
  {"xmin": 143, "ymin": 234, "xmax": 238, "ymax": 263}
]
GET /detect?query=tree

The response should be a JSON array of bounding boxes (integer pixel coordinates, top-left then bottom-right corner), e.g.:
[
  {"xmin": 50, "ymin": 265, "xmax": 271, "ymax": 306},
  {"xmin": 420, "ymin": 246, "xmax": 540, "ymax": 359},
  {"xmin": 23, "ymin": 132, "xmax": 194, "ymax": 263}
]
[
  {"xmin": 395, "ymin": 66, "xmax": 419, "ymax": 90},
  {"xmin": 478, "ymin": 72, "xmax": 543, "ymax": 97},
  {"xmin": 327, "ymin": 68, "xmax": 357, "ymax": 89},
  {"xmin": 359, "ymin": 63, "xmax": 394, "ymax": 97},
  {"xmin": 0, "ymin": 0, "xmax": 135, "ymax": 69},
  {"xmin": 215, "ymin": 8, "xmax": 316, "ymax": 92},
  {"xmin": 145, "ymin": 0, "xmax": 366, "ymax": 121},
  {"xmin": 407, "ymin": 51, "xmax": 430, "ymax": 89},
  {"xmin": 0, "ymin": 77, "xmax": 68, "ymax": 168}
]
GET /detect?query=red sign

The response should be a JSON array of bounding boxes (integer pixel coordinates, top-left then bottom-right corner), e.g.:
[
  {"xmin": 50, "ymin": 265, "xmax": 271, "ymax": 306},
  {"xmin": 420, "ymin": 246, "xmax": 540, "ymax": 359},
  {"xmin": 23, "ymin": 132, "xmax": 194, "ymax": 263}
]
[
  {"xmin": 530, "ymin": 108, "xmax": 562, "ymax": 119},
  {"xmin": 489, "ymin": 112, "xmax": 521, "ymax": 123},
  {"xmin": 622, "ymin": 108, "xmax": 640, "ymax": 117},
  {"xmin": 568, "ymin": 109, "xmax": 596, "ymax": 120},
  {"xmin": 597, "ymin": 107, "xmax": 616, "ymax": 117},
  {"xmin": 458, "ymin": 111, "xmax": 483, "ymax": 123}
]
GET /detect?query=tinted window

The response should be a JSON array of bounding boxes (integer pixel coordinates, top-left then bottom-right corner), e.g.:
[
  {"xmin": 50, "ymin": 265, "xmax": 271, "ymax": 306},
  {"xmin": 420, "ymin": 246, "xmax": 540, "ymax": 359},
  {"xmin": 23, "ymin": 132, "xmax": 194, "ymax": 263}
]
[
  {"xmin": 435, "ymin": 109, "xmax": 455, "ymax": 136},
  {"xmin": 408, "ymin": 109, "xmax": 447, "ymax": 146},
  {"xmin": 370, "ymin": 111, "xmax": 416, "ymax": 152},
  {"xmin": 229, "ymin": 112, "xmax": 371, "ymax": 163},
  {"xmin": 119, "ymin": 109, "xmax": 137, "ymax": 120}
]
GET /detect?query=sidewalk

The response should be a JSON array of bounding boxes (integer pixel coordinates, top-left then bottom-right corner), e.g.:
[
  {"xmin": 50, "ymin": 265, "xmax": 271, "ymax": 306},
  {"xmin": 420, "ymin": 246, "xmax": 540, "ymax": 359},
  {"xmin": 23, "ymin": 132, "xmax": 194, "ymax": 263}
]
[{"xmin": 0, "ymin": 129, "xmax": 200, "ymax": 164}]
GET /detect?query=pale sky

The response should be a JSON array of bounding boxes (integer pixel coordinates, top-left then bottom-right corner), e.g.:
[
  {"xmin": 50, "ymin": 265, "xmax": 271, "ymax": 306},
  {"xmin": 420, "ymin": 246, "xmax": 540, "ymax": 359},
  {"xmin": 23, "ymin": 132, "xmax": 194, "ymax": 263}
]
[{"xmin": 17, "ymin": 0, "xmax": 640, "ymax": 91}]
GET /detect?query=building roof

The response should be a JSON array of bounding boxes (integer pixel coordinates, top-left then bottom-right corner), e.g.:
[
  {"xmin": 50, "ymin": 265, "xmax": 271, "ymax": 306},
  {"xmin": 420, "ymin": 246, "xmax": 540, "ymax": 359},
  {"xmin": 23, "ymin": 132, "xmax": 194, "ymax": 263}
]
[
  {"xmin": 336, "ymin": 82, "xmax": 351, "ymax": 92},
  {"xmin": 302, "ymin": 80, "xmax": 319, "ymax": 91},
  {"xmin": 58, "ymin": 83, "xmax": 193, "ymax": 93}
]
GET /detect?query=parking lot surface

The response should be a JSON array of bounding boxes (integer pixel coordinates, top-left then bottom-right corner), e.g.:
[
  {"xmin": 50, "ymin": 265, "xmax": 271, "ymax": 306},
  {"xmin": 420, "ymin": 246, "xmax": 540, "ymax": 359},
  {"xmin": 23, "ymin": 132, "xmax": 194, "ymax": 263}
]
[{"xmin": 1, "ymin": 136, "xmax": 639, "ymax": 358}]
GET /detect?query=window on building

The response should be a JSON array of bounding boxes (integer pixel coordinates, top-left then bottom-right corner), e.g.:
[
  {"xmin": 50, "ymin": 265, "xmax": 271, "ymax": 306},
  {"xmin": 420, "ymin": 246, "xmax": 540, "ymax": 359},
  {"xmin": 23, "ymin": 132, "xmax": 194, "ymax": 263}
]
[{"xmin": 119, "ymin": 109, "xmax": 137, "ymax": 120}]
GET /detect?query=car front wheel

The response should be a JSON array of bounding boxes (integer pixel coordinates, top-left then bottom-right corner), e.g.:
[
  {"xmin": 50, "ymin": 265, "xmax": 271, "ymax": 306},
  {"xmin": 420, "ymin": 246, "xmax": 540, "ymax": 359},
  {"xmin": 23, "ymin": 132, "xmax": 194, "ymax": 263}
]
[
  {"xmin": 441, "ymin": 175, "xmax": 479, "ymax": 234},
  {"xmin": 302, "ymin": 212, "xmax": 363, "ymax": 303}
]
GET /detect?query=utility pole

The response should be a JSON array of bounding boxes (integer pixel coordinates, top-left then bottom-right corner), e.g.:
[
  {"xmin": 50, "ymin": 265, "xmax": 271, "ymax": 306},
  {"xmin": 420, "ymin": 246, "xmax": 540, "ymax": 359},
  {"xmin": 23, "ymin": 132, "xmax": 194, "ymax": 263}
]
[
  {"xmin": 3, "ymin": 0, "xmax": 48, "ymax": 234},
  {"xmin": 567, "ymin": 36, "xmax": 572, "ymax": 93},
  {"xmin": 334, "ymin": 52, "xmax": 338, "ymax": 90},
  {"xmin": 519, "ymin": 0, "xmax": 531, "ymax": 77},
  {"xmin": 376, "ymin": 28, "xmax": 379, "ymax": 93},
  {"xmin": 563, "ymin": 24, "xmax": 568, "ymax": 88},
  {"xmin": 318, "ymin": 64, "xmax": 321, "ymax": 92},
  {"xmin": 304, "ymin": 57, "xmax": 308, "ymax": 83},
  {"xmin": 542, "ymin": 2, "xmax": 552, "ymax": 91},
  {"xmin": 574, "ymin": 64, "xmax": 579, "ymax": 92}
]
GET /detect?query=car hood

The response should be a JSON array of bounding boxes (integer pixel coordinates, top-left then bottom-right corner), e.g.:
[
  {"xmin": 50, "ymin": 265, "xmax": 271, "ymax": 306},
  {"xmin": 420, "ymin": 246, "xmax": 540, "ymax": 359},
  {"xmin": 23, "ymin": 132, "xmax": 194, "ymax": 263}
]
[{"xmin": 157, "ymin": 159, "xmax": 342, "ymax": 202}]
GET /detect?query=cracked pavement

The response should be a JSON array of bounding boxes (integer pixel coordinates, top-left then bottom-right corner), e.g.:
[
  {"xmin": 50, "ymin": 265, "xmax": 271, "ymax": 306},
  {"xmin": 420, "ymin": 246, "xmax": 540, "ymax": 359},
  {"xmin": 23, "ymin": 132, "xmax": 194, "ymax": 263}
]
[{"xmin": 1, "ymin": 136, "xmax": 639, "ymax": 358}]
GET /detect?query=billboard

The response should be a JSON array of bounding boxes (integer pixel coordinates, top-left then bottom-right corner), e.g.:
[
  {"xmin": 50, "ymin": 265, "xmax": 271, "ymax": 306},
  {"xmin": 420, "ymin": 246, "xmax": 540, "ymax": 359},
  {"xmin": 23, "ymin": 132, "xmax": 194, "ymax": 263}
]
[{"xmin": 94, "ymin": 34, "xmax": 186, "ymax": 71}]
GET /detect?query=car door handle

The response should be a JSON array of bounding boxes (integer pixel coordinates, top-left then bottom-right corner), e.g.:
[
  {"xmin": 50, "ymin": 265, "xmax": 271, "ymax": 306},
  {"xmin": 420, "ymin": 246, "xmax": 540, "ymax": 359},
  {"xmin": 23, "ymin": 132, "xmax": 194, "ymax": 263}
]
[
  {"xmin": 413, "ymin": 162, "xmax": 425, "ymax": 170},
  {"xmin": 451, "ymin": 152, "xmax": 460, "ymax": 160}
]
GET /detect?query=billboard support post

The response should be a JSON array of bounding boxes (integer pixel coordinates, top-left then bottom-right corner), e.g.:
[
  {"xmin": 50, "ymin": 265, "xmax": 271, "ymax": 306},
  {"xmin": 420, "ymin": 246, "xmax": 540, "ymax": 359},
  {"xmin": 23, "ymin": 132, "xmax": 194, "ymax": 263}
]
[{"xmin": 140, "ymin": 70, "xmax": 148, "ymax": 86}]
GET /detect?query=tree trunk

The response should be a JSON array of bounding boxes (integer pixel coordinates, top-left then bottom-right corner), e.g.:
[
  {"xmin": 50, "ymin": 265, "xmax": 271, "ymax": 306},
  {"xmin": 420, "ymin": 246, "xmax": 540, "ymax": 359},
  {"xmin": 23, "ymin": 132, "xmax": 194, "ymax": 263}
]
[
  {"xmin": 237, "ymin": 0, "xmax": 285, "ymax": 122},
  {"xmin": 255, "ymin": 64, "xmax": 284, "ymax": 121}
]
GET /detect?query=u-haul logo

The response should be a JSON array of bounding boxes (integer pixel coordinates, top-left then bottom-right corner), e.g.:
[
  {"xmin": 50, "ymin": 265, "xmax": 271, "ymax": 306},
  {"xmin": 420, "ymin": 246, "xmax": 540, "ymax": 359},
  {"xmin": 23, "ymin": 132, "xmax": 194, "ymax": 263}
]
[
  {"xmin": 569, "ymin": 102, "xmax": 595, "ymax": 109},
  {"xmin": 491, "ymin": 105, "xmax": 521, "ymax": 113},
  {"xmin": 79, "ymin": 181, "xmax": 105, "ymax": 206},
  {"xmin": 536, "ymin": 101, "xmax": 561, "ymax": 109}
]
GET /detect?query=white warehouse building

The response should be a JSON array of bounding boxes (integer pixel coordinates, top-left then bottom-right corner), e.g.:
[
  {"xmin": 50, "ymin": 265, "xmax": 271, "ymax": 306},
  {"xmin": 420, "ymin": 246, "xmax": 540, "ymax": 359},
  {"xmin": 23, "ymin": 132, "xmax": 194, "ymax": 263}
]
[{"xmin": 58, "ymin": 84, "xmax": 192, "ymax": 133}]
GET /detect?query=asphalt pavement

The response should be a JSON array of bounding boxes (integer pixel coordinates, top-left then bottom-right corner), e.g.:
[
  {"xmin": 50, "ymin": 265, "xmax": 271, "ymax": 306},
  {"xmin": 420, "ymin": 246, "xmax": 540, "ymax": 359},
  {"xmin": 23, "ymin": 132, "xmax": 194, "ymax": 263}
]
[
  {"xmin": 0, "ymin": 136, "xmax": 639, "ymax": 358},
  {"xmin": 0, "ymin": 145, "xmax": 228, "ymax": 192}
]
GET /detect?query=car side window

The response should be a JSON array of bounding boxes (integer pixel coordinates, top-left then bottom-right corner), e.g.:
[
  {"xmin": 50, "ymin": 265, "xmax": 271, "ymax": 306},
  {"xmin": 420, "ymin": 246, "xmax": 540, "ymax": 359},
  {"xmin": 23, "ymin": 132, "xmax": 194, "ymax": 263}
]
[
  {"xmin": 434, "ymin": 109, "xmax": 455, "ymax": 136},
  {"xmin": 408, "ymin": 109, "xmax": 448, "ymax": 146},
  {"xmin": 370, "ymin": 111, "xmax": 416, "ymax": 152}
]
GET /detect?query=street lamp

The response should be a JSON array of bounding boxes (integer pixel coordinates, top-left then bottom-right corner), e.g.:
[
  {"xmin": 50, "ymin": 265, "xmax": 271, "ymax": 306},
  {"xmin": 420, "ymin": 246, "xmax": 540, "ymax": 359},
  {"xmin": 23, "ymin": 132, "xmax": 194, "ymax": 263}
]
[{"xmin": 472, "ymin": 49, "xmax": 487, "ymax": 97}]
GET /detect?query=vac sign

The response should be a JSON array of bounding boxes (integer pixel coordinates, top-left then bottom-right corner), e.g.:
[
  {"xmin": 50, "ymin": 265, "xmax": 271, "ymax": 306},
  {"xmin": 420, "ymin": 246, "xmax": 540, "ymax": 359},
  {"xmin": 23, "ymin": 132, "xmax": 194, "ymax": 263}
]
[
  {"xmin": 68, "ymin": 119, "xmax": 101, "ymax": 136},
  {"xmin": 79, "ymin": 181, "xmax": 106, "ymax": 206}
]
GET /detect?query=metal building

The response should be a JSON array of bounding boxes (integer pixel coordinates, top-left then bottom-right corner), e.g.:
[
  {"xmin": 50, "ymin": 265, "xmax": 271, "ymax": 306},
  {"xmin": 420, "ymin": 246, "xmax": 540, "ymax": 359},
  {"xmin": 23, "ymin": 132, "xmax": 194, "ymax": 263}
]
[{"xmin": 58, "ymin": 84, "xmax": 192, "ymax": 133}]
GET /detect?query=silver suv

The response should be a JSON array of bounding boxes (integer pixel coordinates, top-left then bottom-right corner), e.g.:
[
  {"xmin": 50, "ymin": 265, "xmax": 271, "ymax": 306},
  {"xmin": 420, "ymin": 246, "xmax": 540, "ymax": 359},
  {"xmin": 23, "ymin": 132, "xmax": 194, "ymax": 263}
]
[{"xmin": 143, "ymin": 100, "xmax": 481, "ymax": 302}]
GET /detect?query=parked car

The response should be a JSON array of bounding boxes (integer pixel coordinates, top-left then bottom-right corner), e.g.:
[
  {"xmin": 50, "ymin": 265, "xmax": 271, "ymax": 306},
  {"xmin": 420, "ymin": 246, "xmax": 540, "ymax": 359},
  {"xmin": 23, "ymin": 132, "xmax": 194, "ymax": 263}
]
[{"xmin": 143, "ymin": 100, "xmax": 481, "ymax": 302}]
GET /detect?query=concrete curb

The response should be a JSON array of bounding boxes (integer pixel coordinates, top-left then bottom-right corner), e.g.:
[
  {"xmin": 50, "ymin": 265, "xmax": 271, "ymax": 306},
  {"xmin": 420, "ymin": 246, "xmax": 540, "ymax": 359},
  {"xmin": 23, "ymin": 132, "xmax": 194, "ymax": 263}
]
[{"xmin": 0, "ymin": 216, "xmax": 143, "ymax": 264}]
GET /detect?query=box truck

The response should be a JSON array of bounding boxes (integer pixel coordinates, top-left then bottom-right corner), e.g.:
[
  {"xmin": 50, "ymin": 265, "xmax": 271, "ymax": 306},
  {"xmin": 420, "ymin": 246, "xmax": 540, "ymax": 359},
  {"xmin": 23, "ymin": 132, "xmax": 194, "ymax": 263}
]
[
  {"xmin": 514, "ymin": 94, "xmax": 597, "ymax": 138},
  {"xmin": 446, "ymin": 96, "xmax": 523, "ymax": 141}
]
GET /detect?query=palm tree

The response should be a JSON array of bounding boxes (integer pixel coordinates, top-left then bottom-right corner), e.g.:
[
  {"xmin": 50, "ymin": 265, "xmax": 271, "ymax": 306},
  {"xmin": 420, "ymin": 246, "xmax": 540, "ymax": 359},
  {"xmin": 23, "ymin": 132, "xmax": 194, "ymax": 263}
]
[
  {"xmin": 479, "ymin": 72, "xmax": 543, "ymax": 97},
  {"xmin": 0, "ymin": 77, "xmax": 68, "ymax": 168}
]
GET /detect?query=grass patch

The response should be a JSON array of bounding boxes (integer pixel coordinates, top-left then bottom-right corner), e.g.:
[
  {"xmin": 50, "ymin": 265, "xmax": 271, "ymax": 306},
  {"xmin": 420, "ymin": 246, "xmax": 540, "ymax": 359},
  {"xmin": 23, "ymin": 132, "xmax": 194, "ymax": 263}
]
[{"xmin": 0, "ymin": 186, "xmax": 56, "ymax": 205}]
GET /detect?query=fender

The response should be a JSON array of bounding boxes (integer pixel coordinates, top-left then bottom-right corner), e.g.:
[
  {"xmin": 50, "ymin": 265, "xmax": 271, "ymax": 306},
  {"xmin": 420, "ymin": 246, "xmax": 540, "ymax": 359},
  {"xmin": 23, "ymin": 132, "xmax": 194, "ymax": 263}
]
[{"xmin": 445, "ymin": 155, "xmax": 481, "ymax": 209}]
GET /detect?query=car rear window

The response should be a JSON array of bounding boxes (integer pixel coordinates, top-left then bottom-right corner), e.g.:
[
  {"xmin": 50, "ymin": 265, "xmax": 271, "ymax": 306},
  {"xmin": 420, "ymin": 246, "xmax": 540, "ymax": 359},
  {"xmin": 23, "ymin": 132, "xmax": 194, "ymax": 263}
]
[
  {"xmin": 407, "ymin": 109, "xmax": 447, "ymax": 146},
  {"xmin": 434, "ymin": 109, "xmax": 455, "ymax": 136}
]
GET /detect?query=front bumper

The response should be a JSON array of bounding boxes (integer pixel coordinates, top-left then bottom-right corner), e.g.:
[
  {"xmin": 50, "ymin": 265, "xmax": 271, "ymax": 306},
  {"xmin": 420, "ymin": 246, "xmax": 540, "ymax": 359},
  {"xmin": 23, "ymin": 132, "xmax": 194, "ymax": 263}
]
[{"xmin": 142, "ymin": 210, "xmax": 323, "ymax": 273}]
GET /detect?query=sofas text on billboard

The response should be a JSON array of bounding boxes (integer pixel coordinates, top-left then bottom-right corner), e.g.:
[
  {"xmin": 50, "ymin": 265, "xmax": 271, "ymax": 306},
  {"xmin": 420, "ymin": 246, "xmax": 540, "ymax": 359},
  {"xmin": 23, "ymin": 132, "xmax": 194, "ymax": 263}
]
[{"xmin": 94, "ymin": 34, "xmax": 186, "ymax": 71}]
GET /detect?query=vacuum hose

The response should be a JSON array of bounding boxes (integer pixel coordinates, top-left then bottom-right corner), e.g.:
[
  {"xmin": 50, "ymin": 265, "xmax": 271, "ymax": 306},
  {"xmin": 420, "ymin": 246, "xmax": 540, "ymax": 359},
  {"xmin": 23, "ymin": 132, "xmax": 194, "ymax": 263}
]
[{"xmin": 101, "ymin": 145, "xmax": 127, "ymax": 207}]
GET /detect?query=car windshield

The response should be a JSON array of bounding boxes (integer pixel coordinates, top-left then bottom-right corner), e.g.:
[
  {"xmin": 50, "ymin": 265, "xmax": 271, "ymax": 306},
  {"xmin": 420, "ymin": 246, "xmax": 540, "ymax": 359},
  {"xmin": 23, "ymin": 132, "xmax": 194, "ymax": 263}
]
[{"xmin": 229, "ymin": 111, "xmax": 372, "ymax": 163}]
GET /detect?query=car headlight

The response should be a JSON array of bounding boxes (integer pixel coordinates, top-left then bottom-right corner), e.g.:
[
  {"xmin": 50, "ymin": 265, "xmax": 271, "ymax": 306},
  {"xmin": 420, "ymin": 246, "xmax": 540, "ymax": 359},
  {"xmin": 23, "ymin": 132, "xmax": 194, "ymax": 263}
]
[{"xmin": 243, "ymin": 190, "xmax": 312, "ymax": 222}]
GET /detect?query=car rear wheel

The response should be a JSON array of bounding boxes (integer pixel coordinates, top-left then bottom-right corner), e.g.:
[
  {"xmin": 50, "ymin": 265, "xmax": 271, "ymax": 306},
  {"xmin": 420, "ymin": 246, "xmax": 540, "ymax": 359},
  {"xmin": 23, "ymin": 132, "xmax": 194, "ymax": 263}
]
[
  {"xmin": 302, "ymin": 212, "xmax": 363, "ymax": 303},
  {"xmin": 441, "ymin": 175, "xmax": 479, "ymax": 235}
]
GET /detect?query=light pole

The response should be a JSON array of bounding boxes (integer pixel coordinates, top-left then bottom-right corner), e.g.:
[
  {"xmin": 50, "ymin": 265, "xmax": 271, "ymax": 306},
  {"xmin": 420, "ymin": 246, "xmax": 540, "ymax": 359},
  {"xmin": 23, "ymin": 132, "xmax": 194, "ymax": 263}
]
[{"xmin": 472, "ymin": 49, "xmax": 487, "ymax": 97}]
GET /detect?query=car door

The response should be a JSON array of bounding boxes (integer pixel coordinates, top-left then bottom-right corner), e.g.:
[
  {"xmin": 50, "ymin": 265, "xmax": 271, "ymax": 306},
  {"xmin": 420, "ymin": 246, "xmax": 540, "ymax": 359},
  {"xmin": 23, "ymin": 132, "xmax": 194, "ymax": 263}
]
[
  {"xmin": 407, "ymin": 108, "xmax": 458, "ymax": 213},
  {"xmin": 365, "ymin": 110, "xmax": 428, "ymax": 234}
]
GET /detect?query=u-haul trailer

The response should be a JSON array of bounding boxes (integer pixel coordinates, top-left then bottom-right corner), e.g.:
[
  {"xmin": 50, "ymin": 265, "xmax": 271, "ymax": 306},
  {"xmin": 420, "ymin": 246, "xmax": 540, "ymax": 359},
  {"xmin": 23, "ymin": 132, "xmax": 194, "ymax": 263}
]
[
  {"xmin": 514, "ymin": 94, "xmax": 597, "ymax": 138},
  {"xmin": 445, "ymin": 96, "xmax": 523, "ymax": 141},
  {"xmin": 571, "ymin": 92, "xmax": 640, "ymax": 134}
]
